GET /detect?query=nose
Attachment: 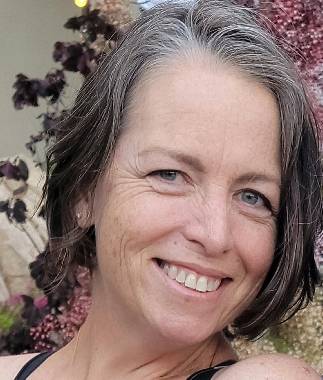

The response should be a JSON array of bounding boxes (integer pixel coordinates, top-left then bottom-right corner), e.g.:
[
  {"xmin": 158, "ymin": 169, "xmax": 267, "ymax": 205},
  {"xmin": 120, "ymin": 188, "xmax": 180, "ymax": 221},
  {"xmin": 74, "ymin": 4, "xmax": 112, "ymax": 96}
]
[{"xmin": 182, "ymin": 193, "xmax": 234, "ymax": 257}]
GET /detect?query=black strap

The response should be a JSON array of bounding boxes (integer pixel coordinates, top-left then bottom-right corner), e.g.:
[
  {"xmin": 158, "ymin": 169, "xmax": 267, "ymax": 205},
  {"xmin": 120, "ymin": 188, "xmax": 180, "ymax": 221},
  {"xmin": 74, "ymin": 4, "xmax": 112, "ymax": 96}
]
[
  {"xmin": 14, "ymin": 351, "xmax": 53, "ymax": 380},
  {"xmin": 186, "ymin": 360, "xmax": 237, "ymax": 380},
  {"xmin": 14, "ymin": 352, "xmax": 235, "ymax": 380}
]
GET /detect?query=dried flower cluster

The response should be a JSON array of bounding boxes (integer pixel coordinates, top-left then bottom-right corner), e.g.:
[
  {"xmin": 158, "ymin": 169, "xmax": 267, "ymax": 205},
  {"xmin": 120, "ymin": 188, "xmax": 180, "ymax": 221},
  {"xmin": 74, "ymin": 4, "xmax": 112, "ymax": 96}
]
[
  {"xmin": 233, "ymin": 287, "xmax": 323, "ymax": 372},
  {"xmin": 237, "ymin": 0, "xmax": 323, "ymax": 274},
  {"xmin": 95, "ymin": 0, "xmax": 133, "ymax": 28},
  {"xmin": 238, "ymin": 0, "xmax": 323, "ymax": 126},
  {"xmin": 266, "ymin": 0, "xmax": 322, "ymax": 127},
  {"xmin": 30, "ymin": 268, "xmax": 91, "ymax": 352}
]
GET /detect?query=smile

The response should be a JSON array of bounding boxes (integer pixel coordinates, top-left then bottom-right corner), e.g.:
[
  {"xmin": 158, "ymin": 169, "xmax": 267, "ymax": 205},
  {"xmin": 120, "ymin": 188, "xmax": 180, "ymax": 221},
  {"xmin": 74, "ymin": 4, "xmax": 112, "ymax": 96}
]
[{"xmin": 157, "ymin": 259, "xmax": 222, "ymax": 293}]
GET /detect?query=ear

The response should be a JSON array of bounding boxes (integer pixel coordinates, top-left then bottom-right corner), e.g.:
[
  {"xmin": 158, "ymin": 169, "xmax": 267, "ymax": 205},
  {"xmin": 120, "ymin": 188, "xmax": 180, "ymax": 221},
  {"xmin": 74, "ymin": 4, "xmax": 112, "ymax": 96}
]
[{"xmin": 75, "ymin": 195, "xmax": 94, "ymax": 229}]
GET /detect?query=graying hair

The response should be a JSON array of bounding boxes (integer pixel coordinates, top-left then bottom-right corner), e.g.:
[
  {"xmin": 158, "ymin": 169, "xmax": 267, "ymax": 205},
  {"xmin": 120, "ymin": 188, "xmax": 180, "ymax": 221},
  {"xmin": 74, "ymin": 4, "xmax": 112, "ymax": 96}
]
[{"xmin": 40, "ymin": 0, "xmax": 322, "ymax": 339}]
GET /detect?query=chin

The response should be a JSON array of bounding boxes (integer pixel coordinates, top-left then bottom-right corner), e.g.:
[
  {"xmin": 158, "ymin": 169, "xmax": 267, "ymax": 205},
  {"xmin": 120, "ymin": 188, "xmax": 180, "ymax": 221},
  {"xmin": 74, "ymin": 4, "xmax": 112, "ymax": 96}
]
[{"xmin": 149, "ymin": 313, "xmax": 219, "ymax": 347}]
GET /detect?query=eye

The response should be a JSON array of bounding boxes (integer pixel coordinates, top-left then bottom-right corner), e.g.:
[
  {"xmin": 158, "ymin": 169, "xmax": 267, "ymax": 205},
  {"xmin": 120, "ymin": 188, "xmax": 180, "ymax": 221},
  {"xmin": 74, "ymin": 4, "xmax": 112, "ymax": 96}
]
[
  {"xmin": 147, "ymin": 170, "xmax": 190, "ymax": 194},
  {"xmin": 240, "ymin": 190, "xmax": 265, "ymax": 207},
  {"xmin": 149, "ymin": 170, "xmax": 184, "ymax": 183},
  {"xmin": 238, "ymin": 189, "xmax": 278, "ymax": 218}
]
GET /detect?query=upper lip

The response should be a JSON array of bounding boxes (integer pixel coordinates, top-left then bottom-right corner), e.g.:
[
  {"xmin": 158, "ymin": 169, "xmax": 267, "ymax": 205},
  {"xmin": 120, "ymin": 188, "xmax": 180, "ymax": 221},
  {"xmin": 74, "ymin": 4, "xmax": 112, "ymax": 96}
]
[{"xmin": 158, "ymin": 258, "xmax": 232, "ymax": 280}]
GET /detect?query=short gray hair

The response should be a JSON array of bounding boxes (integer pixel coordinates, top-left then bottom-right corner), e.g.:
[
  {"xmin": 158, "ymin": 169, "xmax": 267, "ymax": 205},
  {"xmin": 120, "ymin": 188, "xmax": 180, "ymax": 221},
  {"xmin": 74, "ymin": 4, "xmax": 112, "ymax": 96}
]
[{"xmin": 40, "ymin": 0, "xmax": 322, "ymax": 339}]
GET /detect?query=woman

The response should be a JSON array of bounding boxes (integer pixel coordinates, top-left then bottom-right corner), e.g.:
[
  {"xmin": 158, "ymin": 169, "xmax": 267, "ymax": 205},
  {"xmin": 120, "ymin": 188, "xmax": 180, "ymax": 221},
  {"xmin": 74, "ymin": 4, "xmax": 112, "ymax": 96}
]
[{"xmin": 3, "ymin": 0, "xmax": 322, "ymax": 379}]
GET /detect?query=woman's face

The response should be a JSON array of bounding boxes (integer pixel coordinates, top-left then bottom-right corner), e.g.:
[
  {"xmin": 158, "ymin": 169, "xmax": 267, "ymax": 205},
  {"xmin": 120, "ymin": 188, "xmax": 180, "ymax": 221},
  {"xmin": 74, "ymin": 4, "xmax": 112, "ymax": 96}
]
[{"xmin": 91, "ymin": 55, "xmax": 281, "ymax": 345}]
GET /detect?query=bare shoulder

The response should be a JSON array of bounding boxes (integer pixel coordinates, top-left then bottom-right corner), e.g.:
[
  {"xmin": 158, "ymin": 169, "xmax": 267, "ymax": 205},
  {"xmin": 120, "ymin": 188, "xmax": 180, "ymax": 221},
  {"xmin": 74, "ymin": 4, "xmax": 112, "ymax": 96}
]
[
  {"xmin": 213, "ymin": 353, "xmax": 321, "ymax": 380},
  {"xmin": 0, "ymin": 353, "xmax": 38, "ymax": 379}
]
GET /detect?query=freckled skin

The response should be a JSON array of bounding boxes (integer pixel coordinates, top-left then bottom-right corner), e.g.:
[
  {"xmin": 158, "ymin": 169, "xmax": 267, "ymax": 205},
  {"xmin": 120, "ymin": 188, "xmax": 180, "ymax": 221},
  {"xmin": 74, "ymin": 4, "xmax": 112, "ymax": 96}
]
[
  {"xmin": 214, "ymin": 354, "xmax": 321, "ymax": 379},
  {"xmin": 91, "ymin": 54, "xmax": 281, "ymax": 347}
]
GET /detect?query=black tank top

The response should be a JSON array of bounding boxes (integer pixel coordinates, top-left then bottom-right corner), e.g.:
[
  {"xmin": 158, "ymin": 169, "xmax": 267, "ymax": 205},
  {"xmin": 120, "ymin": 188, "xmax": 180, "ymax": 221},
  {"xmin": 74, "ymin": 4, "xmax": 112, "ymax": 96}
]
[{"xmin": 14, "ymin": 351, "xmax": 235, "ymax": 380}]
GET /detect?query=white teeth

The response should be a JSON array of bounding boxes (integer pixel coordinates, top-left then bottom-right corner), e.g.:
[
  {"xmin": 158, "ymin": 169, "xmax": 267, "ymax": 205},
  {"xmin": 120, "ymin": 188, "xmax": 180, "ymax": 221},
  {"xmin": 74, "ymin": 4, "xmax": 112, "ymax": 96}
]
[
  {"xmin": 176, "ymin": 269, "xmax": 186, "ymax": 283},
  {"xmin": 196, "ymin": 276, "xmax": 208, "ymax": 292},
  {"xmin": 207, "ymin": 280, "xmax": 214, "ymax": 291},
  {"xmin": 184, "ymin": 274, "xmax": 197, "ymax": 289},
  {"xmin": 159, "ymin": 260, "xmax": 222, "ymax": 293},
  {"xmin": 163, "ymin": 263, "xmax": 170, "ymax": 275},
  {"xmin": 168, "ymin": 265, "xmax": 178, "ymax": 280},
  {"xmin": 207, "ymin": 279, "xmax": 221, "ymax": 291}
]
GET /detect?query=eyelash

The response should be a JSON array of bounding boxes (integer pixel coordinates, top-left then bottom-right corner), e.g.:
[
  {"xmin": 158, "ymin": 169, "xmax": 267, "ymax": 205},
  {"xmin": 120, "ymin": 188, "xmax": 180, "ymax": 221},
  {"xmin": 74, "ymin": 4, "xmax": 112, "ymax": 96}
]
[
  {"xmin": 239, "ymin": 188, "xmax": 275, "ymax": 214},
  {"xmin": 149, "ymin": 169, "xmax": 184, "ymax": 182},
  {"xmin": 239, "ymin": 189, "xmax": 271, "ymax": 208}
]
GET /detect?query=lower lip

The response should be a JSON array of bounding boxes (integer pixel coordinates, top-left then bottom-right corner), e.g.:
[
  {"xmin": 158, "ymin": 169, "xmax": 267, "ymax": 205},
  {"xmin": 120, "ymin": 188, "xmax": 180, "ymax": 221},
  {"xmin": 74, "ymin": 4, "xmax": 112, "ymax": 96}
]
[{"xmin": 151, "ymin": 259, "xmax": 226, "ymax": 301}]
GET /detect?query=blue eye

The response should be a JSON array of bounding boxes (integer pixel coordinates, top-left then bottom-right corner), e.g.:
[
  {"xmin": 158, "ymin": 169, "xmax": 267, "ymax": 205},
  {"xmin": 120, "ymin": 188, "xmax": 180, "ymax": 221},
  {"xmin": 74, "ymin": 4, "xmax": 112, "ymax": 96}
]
[
  {"xmin": 147, "ymin": 170, "xmax": 189, "ymax": 195},
  {"xmin": 151, "ymin": 170, "xmax": 180, "ymax": 182},
  {"xmin": 240, "ymin": 191, "xmax": 264, "ymax": 206}
]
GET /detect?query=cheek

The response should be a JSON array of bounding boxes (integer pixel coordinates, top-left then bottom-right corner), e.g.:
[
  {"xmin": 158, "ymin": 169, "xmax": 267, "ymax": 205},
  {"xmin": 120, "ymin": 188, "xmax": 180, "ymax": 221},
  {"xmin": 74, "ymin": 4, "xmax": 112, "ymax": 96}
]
[
  {"xmin": 119, "ymin": 195, "xmax": 188, "ymax": 252},
  {"xmin": 94, "ymin": 190, "xmax": 187, "ymax": 259},
  {"xmin": 237, "ymin": 223, "xmax": 275, "ymax": 280}
]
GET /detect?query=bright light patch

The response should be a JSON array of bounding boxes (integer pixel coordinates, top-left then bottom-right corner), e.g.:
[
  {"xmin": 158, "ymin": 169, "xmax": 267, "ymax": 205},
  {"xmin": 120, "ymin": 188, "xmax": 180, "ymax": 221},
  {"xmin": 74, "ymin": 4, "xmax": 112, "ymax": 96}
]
[{"xmin": 74, "ymin": 0, "xmax": 88, "ymax": 8}]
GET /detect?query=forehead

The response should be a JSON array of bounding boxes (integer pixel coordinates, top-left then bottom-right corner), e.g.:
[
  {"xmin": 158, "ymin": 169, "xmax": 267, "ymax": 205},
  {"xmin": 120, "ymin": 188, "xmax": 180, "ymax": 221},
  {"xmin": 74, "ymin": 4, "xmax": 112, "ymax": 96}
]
[{"xmin": 121, "ymin": 54, "xmax": 280, "ymax": 175}]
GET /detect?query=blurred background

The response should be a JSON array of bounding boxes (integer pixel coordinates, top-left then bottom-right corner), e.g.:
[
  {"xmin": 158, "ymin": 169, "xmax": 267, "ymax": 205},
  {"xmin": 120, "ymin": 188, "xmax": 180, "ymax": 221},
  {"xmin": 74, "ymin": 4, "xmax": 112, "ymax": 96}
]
[
  {"xmin": 0, "ymin": 1, "xmax": 83, "ymax": 158},
  {"xmin": 0, "ymin": 0, "xmax": 322, "ymax": 372}
]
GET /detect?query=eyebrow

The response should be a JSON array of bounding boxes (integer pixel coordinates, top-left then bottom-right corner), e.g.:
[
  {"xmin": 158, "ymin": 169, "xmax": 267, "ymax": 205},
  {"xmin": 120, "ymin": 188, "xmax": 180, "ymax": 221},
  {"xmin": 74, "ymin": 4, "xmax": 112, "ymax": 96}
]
[
  {"xmin": 235, "ymin": 172, "xmax": 281, "ymax": 189},
  {"xmin": 139, "ymin": 147, "xmax": 206, "ymax": 173},
  {"xmin": 139, "ymin": 147, "xmax": 281, "ymax": 188}
]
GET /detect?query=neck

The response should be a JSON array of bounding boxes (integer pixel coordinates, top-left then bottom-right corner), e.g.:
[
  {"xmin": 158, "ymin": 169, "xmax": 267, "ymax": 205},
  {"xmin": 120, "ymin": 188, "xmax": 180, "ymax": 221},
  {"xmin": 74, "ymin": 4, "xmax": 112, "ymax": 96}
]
[{"xmin": 50, "ymin": 280, "xmax": 236, "ymax": 380}]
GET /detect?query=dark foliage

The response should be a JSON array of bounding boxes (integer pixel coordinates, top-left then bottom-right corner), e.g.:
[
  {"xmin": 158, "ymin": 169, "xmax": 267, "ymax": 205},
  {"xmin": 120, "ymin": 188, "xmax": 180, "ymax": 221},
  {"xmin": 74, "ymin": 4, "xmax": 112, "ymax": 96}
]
[
  {"xmin": 12, "ymin": 70, "xmax": 66, "ymax": 110},
  {"xmin": 0, "ymin": 159, "xmax": 28, "ymax": 181},
  {"xmin": 53, "ymin": 41, "xmax": 96, "ymax": 76},
  {"xmin": 64, "ymin": 9, "xmax": 121, "ymax": 42},
  {"xmin": 20, "ymin": 295, "xmax": 45, "ymax": 326},
  {"xmin": 29, "ymin": 247, "xmax": 78, "ymax": 309},
  {"xmin": 11, "ymin": 4, "xmax": 124, "ymax": 166},
  {"xmin": 12, "ymin": 74, "xmax": 39, "ymax": 109},
  {"xmin": 25, "ymin": 133, "xmax": 46, "ymax": 156},
  {"xmin": 16, "ymin": 159, "xmax": 29, "ymax": 181},
  {"xmin": 41, "ymin": 113, "xmax": 59, "ymax": 135},
  {"xmin": 0, "ymin": 161, "xmax": 20, "ymax": 180},
  {"xmin": 4, "ymin": 199, "xmax": 27, "ymax": 224},
  {"xmin": 41, "ymin": 70, "xmax": 66, "ymax": 102},
  {"xmin": 0, "ymin": 295, "xmax": 50, "ymax": 355},
  {"xmin": 0, "ymin": 201, "xmax": 9, "ymax": 214},
  {"xmin": 0, "ymin": 159, "xmax": 30, "ymax": 224},
  {"xmin": 3, "ymin": 324, "xmax": 34, "ymax": 354},
  {"xmin": 2, "ymin": 2, "xmax": 125, "ymax": 357}
]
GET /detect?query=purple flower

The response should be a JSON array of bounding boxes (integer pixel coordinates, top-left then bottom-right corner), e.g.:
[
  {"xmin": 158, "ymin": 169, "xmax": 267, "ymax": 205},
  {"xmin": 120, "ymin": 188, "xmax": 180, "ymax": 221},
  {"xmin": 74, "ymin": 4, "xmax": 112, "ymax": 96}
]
[
  {"xmin": 0, "ymin": 159, "xmax": 29, "ymax": 181},
  {"xmin": 0, "ymin": 161, "xmax": 21, "ymax": 180}
]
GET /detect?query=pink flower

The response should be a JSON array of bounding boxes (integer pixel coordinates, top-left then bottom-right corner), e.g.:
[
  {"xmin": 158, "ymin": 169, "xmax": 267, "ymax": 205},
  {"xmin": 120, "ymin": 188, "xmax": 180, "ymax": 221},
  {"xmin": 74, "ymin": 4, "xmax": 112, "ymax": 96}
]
[
  {"xmin": 6, "ymin": 294, "xmax": 23, "ymax": 306},
  {"xmin": 33, "ymin": 296, "xmax": 48, "ymax": 309}
]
